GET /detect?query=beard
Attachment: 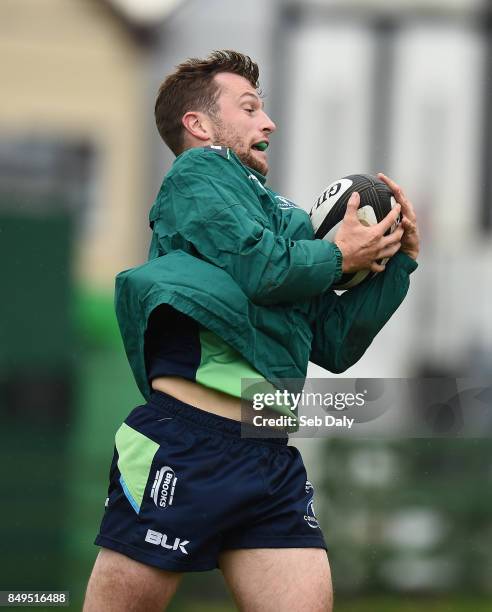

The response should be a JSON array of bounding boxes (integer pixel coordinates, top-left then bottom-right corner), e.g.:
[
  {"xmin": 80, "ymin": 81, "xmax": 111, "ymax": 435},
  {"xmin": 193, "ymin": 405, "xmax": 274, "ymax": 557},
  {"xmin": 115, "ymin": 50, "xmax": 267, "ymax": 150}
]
[{"xmin": 210, "ymin": 119, "xmax": 268, "ymax": 176}]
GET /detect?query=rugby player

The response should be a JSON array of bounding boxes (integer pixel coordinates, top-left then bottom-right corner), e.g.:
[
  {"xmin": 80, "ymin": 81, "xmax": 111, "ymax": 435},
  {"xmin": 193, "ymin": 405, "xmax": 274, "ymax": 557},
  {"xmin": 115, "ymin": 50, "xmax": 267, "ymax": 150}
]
[{"xmin": 84, "ymin": 50, "xmax": 419, "ymax": 611}]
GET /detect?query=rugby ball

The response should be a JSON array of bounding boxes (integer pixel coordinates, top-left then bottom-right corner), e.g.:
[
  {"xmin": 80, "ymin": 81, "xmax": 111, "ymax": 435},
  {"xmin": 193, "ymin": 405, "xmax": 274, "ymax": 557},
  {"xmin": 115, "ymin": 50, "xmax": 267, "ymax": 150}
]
[{"xmin": 309, "ymin": 174, "xmax": 399, "ymax": 290}]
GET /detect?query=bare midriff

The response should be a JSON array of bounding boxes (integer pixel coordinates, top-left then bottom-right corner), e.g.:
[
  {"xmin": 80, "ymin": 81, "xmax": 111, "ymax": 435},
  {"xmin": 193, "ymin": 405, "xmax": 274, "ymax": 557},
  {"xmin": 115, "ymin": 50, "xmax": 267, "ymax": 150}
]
[{"xmin": 151, "ymin": 376, "xmax": 243, "ymax": 421}]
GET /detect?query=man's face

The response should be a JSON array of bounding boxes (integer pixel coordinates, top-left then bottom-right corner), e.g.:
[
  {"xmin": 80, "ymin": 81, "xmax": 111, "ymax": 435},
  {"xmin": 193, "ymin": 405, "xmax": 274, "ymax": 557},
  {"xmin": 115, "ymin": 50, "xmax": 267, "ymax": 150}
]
[{"xmin": 209, "ymin": 72, "xmax": 276, "ymax": 176}]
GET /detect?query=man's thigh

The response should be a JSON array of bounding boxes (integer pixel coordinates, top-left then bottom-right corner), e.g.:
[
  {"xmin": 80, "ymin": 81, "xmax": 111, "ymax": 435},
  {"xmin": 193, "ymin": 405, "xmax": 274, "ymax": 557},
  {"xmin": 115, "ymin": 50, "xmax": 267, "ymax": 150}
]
[
  {"xmin": 83, "ymin": 548, "xmax": 183, "ymax": 612},
  {"xmin": 219, "ymin": 547, "xmax": 333, "ymax": 612}
]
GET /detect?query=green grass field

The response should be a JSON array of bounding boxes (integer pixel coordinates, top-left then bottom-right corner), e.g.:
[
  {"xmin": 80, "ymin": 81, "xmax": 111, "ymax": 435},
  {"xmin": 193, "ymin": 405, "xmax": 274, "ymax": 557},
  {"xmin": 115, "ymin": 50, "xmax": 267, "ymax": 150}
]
[
  {"xmin": 172, "ymin": 597, "xmax": 492, "ymax": 612},
  {"xmin": 334, "ymin": 597, "xmax": 492, "ymax": 612}
]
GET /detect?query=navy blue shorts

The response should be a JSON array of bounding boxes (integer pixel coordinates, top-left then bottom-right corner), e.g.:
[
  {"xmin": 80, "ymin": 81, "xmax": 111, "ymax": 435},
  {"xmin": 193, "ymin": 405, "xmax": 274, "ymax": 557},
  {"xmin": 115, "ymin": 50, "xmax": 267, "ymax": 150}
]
[{"xmin": 95, "ymin": 391, "xmax": 327, "ymax": 572}]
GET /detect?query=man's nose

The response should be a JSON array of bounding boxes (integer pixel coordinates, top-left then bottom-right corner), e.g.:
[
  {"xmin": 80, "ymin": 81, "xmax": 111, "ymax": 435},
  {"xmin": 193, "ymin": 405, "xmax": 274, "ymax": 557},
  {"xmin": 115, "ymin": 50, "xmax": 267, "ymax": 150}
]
[{"xmin": 261, "ymin": 111, "xmax": 276, "ymax": 134}]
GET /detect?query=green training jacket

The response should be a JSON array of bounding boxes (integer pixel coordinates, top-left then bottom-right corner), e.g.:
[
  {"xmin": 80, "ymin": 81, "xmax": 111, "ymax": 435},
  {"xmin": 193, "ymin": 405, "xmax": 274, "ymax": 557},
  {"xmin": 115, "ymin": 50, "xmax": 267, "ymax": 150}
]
[{"xmin": 115, "ymin": 146, "xmax": 417, "ymax": 401}]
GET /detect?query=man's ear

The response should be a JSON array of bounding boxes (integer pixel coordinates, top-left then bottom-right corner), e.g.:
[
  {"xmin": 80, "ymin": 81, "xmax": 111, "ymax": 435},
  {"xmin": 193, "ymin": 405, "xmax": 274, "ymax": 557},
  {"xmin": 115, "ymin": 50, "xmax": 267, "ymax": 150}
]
[{"xmin": 182, "ymin": 111, "xmax": 213, "ymax": 143}]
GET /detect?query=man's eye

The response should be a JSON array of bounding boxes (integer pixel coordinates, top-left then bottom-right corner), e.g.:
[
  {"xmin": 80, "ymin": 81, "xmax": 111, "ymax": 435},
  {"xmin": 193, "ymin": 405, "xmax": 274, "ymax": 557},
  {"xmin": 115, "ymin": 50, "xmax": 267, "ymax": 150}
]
[{"xmin": 244, "ymin": 108, "xmax": 255, "ymax": 114}]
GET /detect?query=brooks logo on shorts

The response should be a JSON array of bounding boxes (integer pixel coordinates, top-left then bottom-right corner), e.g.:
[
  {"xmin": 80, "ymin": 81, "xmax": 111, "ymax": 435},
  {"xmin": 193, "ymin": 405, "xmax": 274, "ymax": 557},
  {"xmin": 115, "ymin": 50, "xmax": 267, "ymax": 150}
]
[{"xmin": 150, "ymin": 466, "xmax": 177, "ymax": 508}]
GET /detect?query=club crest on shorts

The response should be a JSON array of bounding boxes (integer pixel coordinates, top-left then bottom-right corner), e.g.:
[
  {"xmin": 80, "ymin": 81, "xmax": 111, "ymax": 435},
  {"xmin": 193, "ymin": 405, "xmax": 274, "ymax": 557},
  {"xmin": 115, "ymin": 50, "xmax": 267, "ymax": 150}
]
[
  {"xmin": 303, "ymin": 481, "xmax": 319, "ymax": 528},
  {"xmin": 304, "ymin": 498, "xmax": 319, "ymax": 529},
  {"xmin": 150, "ymin": 466, "xmax": 177, "ymax": 508}
]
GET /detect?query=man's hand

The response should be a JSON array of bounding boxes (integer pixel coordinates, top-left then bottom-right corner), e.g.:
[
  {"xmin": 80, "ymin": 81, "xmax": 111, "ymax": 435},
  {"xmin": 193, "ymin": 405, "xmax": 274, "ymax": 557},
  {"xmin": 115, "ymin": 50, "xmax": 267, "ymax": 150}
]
[
  {"xmin": 334, "ymin": 193, "xmax": 403, "ymax": 274},
  {"xmin": 377, "ymin": 173, "xmax": 420, "ymax": 261}
]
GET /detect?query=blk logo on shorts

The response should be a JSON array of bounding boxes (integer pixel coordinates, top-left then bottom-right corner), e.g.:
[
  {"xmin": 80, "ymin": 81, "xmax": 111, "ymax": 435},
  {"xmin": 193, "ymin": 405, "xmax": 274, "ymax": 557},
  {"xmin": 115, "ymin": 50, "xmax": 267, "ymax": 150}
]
[
  {"xmin": 145, "ymin": 529, "xmax": 189, "ymax": 555},
  {"xmin": 150, "ymin": 466, "xmax": 177, "ymax": 508}
]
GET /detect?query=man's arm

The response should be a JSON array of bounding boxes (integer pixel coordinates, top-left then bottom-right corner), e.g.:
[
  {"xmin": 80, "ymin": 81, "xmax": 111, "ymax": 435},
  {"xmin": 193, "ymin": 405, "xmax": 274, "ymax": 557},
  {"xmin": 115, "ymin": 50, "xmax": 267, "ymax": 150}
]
[
  {"xmin": 152, "ymin": 151, "xmax": 401, "ymax": 306},
  {"xmin": 309, "ymin": 252, "xmax": 418, "ymax": 373},
  {"xmin": 153, "ymin": 155, "xmax": 343, "ymax": 305}
]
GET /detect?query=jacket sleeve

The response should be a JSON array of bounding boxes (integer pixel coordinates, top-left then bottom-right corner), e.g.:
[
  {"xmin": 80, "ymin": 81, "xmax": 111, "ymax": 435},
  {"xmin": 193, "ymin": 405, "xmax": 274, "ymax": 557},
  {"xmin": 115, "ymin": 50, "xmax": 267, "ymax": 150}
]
[
  {"xmin": 309, "ymin": 252, "xmax": 418, "ymax": 373},
  {"xmin": 152, "ymin": 158, "xmax": 343, "ymax": 305}
]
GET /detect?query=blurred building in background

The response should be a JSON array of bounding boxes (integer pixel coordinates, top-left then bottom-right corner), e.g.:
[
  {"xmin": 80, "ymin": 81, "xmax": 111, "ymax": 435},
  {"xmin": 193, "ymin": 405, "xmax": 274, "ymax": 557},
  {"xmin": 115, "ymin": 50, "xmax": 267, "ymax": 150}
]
[
  {"xmin": 1, "ymin": 0, "xmax": 491, "ymax": 609},
  {"xmin": 0, "ymin": 0, "xmax": 159, "ymax": 599}
]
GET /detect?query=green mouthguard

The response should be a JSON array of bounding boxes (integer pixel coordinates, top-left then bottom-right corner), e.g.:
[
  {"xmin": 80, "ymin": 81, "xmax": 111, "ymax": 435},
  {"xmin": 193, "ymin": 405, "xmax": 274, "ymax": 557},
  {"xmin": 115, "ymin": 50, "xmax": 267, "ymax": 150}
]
[{"xmin": 254, "ymin": 142, "xmax": 268, "ymax": 151}]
